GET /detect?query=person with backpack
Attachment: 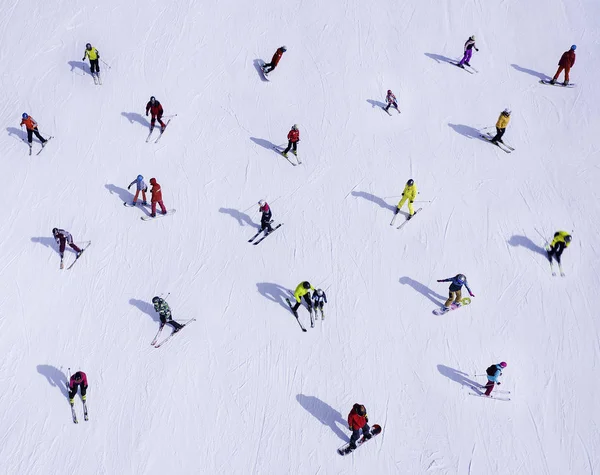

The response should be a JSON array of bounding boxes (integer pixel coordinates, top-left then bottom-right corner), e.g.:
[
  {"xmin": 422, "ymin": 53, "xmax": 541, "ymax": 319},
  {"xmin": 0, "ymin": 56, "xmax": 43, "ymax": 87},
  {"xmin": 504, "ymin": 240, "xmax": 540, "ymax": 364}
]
[
  {"xmin": 484, "ymin": 362, "xmax": 507, "ymax": 396},
  {"xmin": 346, "ymin": 404, "xmax": 372, "ymax": 451},
  {"xmin": 436, "ymin": 274, "xmax": 474, "ymax": 312}
]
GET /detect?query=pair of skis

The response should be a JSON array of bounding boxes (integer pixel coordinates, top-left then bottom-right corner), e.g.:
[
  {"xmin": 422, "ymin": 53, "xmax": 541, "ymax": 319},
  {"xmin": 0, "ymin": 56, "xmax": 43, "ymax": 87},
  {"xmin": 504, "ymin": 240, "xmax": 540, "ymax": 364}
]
[
  {"xmin": 468, "ymin": 382, "xmax": 511, "ymax": 402},
  {"xmin": 248, "ymin": 223, "xmax": 283, "ymax": 245},
  {"xmin": 146, "ymin": 119, "xmax": 171, "ymax": 143},
  {"xmin": 150, "ymin": 319, "xmax": 195, "ymax": 348},
  {"xmin": 70, "ymin": 400, "xmax": 89, "ymax": 423},
  {"xmin": 25, "ymin": 136, "xmax": 53, "ymax": 156},
  {"xmin": 381, "ymin": 105, "xmax": 401, "ymax": 116},
  {"xmin": 545, "ymin": 245, "xmax": 565, "ymax": 276},
  {"xmin": 60, "ymin": 242, "xmax": 91, "ymax": 270},
  {"xmin": 273, "ymin": 147, "xmax": 301, "ymax": 166},
  {"xmin": 480, "ymin": 133, "xmax": 515, "ymax": 153},
  {"xmin": 449, "ymin": 61, "xmax": 478, "ymax": 74},
  {"xmin": 389, "ymin": 208, "xmax": 422, "ymax": 229},
  {"xmin": 92, "ymin": 73, "xmax": 102, "ymax": 85}
]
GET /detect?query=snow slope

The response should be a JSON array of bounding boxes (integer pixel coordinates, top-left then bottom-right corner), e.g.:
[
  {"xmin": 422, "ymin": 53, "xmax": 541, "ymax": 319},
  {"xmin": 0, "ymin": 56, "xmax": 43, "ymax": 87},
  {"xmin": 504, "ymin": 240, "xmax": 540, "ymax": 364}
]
[{"xmin": 1, "ymin": 0, "xmax": 600, "ymax": 473}]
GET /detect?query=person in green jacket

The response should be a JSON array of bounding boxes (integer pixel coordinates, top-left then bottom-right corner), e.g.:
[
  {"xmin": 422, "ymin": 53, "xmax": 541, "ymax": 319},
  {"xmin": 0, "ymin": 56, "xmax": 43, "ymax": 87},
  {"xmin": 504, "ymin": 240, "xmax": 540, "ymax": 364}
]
[{"xmin": 292, "ymin": 281, "xmax": 315, "ymax": 314}]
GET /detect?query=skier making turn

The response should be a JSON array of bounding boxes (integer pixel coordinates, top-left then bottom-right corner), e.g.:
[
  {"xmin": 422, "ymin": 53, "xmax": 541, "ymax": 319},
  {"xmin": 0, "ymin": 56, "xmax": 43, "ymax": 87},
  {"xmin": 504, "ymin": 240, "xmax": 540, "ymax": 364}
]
[
  {"xmin": 483, "ymin": 362, "xmax": 507, "ymax": 396},
  {"xmin": 312, "ymin": 289, "xmax": 328, "ymax": 320},
  {"xmin": 436, "ymin": 274, "xmax": 474, "ymax": 312},
  {"xmin": 384, "ymin": 90, "xmax": 400, "ymax": 113},
  {"xmin": 394, "ymin": 179, "xmax": 418, "ymax": 219},
  {"xmin": 145, "ymin": 96, "xmax": 167, "ymax": 132},
  {"xmin": 346, "ymin": 404, "xmax": 372, "ymax": 451},
  {"xmin": 258, "ymin": 200, "xmax": 274, "ymax": 235},
  {"xmin": 262, "ymin": 46, "xmax": 287, "ymax": 74},
  {"xmin": 282, "ymin": 124, "xmax": 300, "ymax": 158},
  {"xmin": 490, "ymin": 109, "xmax": 511, "ymax": 145},
  {"xmin": 127, "ymin": 175, "xmax": 148, "ymax": 206},
  {"xmin": 152, "ymin": 296, "xmax": 183, "ymax": 333},
  {"xmin": 68, "ymin": 371, "xmax": 88, "ymax": 406},
  {"xmin": 20, "ymin": 113, "xmax": 48, "ymax": 150},
  {"xmin": 53, "ymin": 228, "xmax": 83, "ymax": 268},
  {"xmin": 550, "ymin": 45, "xmax": 576, "ymax": 86},
  {"xmin": 458, "ymin": 35, "xmax": 479, "ymax": 68},
  {"xmin": 546, "ymin": 231, "xmax": 572, "ymax": 274},
  {"xmin": 82, "ymin": 43, "xmax": 100, "ymax": 81}
]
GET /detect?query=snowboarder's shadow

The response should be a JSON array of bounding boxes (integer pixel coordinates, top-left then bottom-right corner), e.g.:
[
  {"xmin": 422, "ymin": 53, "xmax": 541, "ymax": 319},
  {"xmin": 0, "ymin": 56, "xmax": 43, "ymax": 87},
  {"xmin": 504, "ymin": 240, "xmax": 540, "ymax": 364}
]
[
  {"xmin": 366, "ymin": 99, "xmax": 386, "ymax": 109},
  {"xmin": 351, "ymin": 191, "xmax": 396, "ymax": 212},
  {"xmin": 67, "ymin": 60, "xmax": 88, "ymax": 76},
  {"xmin": 250, "ymin": 137, "xmax": 278, "ymax": 152},
  {"xmin": 511, "ymin": 64, "xmax": 551, "ymax": 81},
  {"xmin": 437, "ymin": 364, "xmax": 480, "ymax": 392},
  {"xmin": 129, "ymin": 298, "xmax": 160, "ymax": 323},
  {"xmin": 508, "ymin": 235, "xmax": 546, "ymax": 256},
  {"xmin": 218, "ymin": 208, "xmax": 259, "ymax": 229},
  {"xmin": 105, "ymin": 183, "xmax": 133, "ymax": 204},
  {"xmin": 31, "ymin": 236, "xmax": 60, "ymax": 254},
  {"xmin": 296, "ymin": 394, "xmax": 348, "ymax": 442},
  {"xmin": 121, "ymin": 112, "xmax": 151, "ymax": 128},
  {"xmin": 424, "ymin": 52, "xmax": 456, "ymax": 64},
  {"xmin": 399, "ymin": 276, "xmax": 446, "ymax": 306},
  {"xmin": 6, "ymin": 127, "xmax": 26, "ymax": 144},
  {"xmin": 253, "ymin": 59, "xmax": 268, "ymax": 82},
  {"xmin": 256, "ymin": 282, "xmax": 292, "ymax": 311},
  {"xmin": 448, "ymin": 123, "xmax": 488, "ymax": 141},
  {"xmin": 37, "ymin": 364, "xmax": 69, "ymax": 397}
]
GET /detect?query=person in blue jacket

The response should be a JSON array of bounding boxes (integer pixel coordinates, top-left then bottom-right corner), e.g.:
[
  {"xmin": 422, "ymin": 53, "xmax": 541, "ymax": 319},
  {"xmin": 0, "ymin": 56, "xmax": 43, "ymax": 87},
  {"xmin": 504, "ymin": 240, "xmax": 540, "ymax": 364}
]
[
  {"xmin": 436, "ymin": 274, "xmax": 474, "ymax": 312},
  {"xmin": 484, "ymin": 362, "xmax": 507, "ymax": 396}
]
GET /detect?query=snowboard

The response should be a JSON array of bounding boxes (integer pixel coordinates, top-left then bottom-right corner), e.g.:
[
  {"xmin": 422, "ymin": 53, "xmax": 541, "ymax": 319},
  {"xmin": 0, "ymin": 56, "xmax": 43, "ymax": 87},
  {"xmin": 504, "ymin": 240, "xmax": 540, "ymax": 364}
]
[
  {"xmin": 433, "ymin": 297, "xmax": 471, "ymax": 315},
  {"xmin": 260, "ymin": 63, "xmax": 270, "ymax": 81},
  {"xmin": 140, "ymin": 209, "xmax": 176, "ymax": 221},
  {"xmin": 337, "ymin": 424, "xmax": 382, "ymax": 456},
  {"xmin": 539, "ymin": 79, "xmax": 575, "ymax": 88}
]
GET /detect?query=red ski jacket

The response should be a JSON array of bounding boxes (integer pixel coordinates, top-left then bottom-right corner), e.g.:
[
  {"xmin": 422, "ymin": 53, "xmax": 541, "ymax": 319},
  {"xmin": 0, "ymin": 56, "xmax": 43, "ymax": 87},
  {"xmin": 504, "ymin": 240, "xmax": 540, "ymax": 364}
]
[
  {"xmin": 287, "ymin": 129, "xmax": 299, "ymax": 142},
  {"xmin": 150, "ymin": 178, "xmax": 163, "ymax": 202},
  {"xmin": 348, "ymin": 405, "xmax": 368, "ymax": 430},
  {"xmin": 558, "ymin": 50, "xmax": 576, "ymax": 68},
  {"xmin": 146, "ymin": 101, "xmax": 164, "ymax": 118}
]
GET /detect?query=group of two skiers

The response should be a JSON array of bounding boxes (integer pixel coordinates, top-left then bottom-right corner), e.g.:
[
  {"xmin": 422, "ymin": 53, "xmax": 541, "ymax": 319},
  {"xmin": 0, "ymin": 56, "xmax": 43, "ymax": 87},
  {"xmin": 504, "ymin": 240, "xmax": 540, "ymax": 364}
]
[
  {"xmin": 127, "ymin": 175, "xmax": 168, "ymax": 217},
  {"xmin": 291, "ymin": 281, "xmax": 328, "ymax": 327}
]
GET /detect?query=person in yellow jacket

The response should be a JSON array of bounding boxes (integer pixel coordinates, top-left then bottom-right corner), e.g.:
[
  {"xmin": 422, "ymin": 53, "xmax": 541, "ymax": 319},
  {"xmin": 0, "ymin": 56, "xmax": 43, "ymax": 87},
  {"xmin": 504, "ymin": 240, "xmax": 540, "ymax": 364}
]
[
  {"xmin": 546, "ymin": 231, "xmax": 572, "ymax": 267},
  {"xmin": 82, "ymin": 43, "xmax": 100, "ymax": 80},
  {"xmin": 394, "ymin": 179, "xmax": 418, "ymax": 219},
  {"xmin": 491, "ymin": 109, "xmax": 511, "ymax": 144},
  {"xmin": 292, "ymin": 281, "xmax": 315, "ymax": 314}
]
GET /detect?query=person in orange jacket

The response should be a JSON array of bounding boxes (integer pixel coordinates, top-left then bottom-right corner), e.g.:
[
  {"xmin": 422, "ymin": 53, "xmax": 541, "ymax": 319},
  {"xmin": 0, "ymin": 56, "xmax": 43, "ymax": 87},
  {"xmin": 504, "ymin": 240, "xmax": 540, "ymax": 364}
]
[
  {"xmin": 282, "ymin": 124, "xmax": 299, "ymax": 158},
  {"xmin": 262, "ymin": 46, "xmax": 287, "ymax": 74},
  {"xmin": 20, "ymin": 113, "xmax": 47, "ymax": 149},
  {"xmin": 149, "ymin": 178, "xmax": 167, "ymax": 217},
  {"xmin": 145, "ymin": 96, "xmax": 166, "ymax": 132},
  {"xmin": 551, "ymin": 45, "xmax": 576, "ymax": 86},
  {"xmin": 347, "ymin": 404, "xmax": 372, "ymax": 450}
]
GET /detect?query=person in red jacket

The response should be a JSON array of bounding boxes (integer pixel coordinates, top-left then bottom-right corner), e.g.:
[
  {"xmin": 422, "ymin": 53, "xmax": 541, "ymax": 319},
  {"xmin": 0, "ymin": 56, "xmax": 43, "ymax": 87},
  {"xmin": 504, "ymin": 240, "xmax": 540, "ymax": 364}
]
[
  {"xmin": 262, "ymin": 46, "xmax": 287, "ymax": 74},
  {"xmin": 68, "ymin": 371, "xmax": 88, "ymax": 406},
  {"xmin": 282, "ymin": 124, "xmax": 299, "ymax": 158},
  {"xmin": 347, "ymin": 403, "xmax": 371, "ymax": 450},
  {"xmin": 145, "ymin": 96, "xmax": 166, "ymax": 132},
  {"xmin": 149, "ymin": 177, "xmax": 167, "ymax": 217},
  {"xmin": 20, "ymin": 113, "xmax": 47, "ymax": 149},
  {"xmin": 550, "ymin": 45, "xmax": 576, "ymax": 85}
]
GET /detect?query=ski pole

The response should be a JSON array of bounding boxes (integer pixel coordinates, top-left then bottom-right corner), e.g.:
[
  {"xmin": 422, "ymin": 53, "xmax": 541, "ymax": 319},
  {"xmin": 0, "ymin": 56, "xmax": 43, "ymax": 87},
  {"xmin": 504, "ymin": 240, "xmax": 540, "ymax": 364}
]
[{"xmin": 100, "ymin": 59, "xmax": 112, "ymax": 69}]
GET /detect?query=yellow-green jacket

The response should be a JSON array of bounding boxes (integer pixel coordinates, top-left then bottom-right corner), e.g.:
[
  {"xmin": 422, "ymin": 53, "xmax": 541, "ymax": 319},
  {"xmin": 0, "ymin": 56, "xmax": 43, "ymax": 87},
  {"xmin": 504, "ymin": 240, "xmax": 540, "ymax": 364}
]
[
  {"xmin": 83, "ymin": 47, "xmax": 99, "ymax": 61},
  {"xmin": 551, "ymin": 231, "xmax": 571, "ymax": 248},
  {"xmin": 496, "ymin": 113, "xmax": 510, "ymax": 129},
  {"xmin": 402, "ymin": 183, "xmax": 417, "ymax": 201},
  {"xmin": 294, "ymin": 282, "xmax": 315, "ymax": 302}
]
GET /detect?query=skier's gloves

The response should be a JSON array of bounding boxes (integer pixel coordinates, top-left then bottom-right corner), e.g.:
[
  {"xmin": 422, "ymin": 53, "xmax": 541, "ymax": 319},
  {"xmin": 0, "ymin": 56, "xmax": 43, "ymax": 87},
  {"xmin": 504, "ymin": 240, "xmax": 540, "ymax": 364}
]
[
  {"xmin": 437, "ymin": 280, "xmax": 442, "ymax": 282},
  {"xmin": 82, "ymin": 57, "xmax": 85, "ymax": 61},
  {"xmin": 127, "ymin": 185, "xmax": 131, "ymax": 190},
  {"xmin": 476, "ymin": 48, "xmax": 479, "ymax": 52},
  {"xmin": 469, "ymin": 292, "xmax": 475, "ymax": 297}
]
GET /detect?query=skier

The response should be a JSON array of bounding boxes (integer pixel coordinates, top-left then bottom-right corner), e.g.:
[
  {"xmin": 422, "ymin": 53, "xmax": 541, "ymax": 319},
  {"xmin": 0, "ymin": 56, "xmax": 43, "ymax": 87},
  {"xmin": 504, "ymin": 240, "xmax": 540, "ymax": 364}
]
[
  {"xmin": 127, "ymin": 175, "xmax": 148, "ymax": 206},
  {"xmin": 152, "ymin": 296, "xmax": 183, "ymax": 332},
  {"xmin": 53, "ymin": 228, "xmax": 83, "ymax": 267},
  {"xmin": 393, "ymin": 179, "xmax": 418, "ymax": 219},
  {"xmin": 292, "ymin": 281, "xmax": 315, "ymax": 314},
  {"xmin": 149, "ymin": 178, "xmax": 167, "ymax": 217},
  {"xmin": 145, "ymin": 96, "xmax": 166, "ymax": 132},
  {"xmin": 436, "ymin": 274, "xmax": 474, "ymax": 312},
  {"xmin": 458, "ymin": 35, "xmax": 479, "ymax": 68},
  {"xmin": 262, "ymin": 46, "xmax": 287, "ymax": 74},
  {"xmin": 258, "ymin": 200, "xmax": 274, "ymax": 234},
  {"xmin": 282, "ymin": 124, "xmax": 299, "ymax": 158},
  {"xmin": 550, "ymin": 45, "xmax": 576, "ymax": 86},
  {"xmin": 312, "ymin": 288, "xmax": 327, "ymax": 320},
  {"xmin": 82, "ymin": 43, "xmax": 100, "ymax": 80},
  {"xmin": 547, "ymin": 231, "xmax": 572, "ymax": 264},
  {"xmin": 490, "ymin": 109, "xmax": 511, "ymax": 145},
  {"xmin": 384, "ymin": 90, "xmax": 400, "ymax": 113},
  {"xmin": 346, "ymin": 403, "xmax": 372, "ymax": 451},
  {"xmin": 483, "ymin": 362, "xmax": 507, "ymax": 396},
  {"xmin": 68, "ymin": 371, "xmax": 88, "ymax": 406},
  {"xmin": 20, "ymin": 113, "xmax": 47, "ymax": 150}
]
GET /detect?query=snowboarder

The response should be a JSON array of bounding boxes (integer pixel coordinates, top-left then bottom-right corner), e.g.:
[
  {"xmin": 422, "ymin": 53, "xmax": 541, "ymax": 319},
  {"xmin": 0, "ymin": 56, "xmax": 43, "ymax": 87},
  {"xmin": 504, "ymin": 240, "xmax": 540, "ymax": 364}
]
[
  {"xmin": 149, "ymin": 178, "xmax": 167, "ymax": 217},
  {"xmin": 347, "ymin": 404, "xmax": 372, "ymax": 451},
  {"xmin": 262, "ymin": 46, "xmax": 287, "ymax": 74},
  {"xmin": 312, "ymin": 289, "xmax": 327, "ymax": 320},
  {"xmin": 282, "ymin": 124, "xmax": 299, "ymax": 158},
  {"xmin": 393, "ymin": 179, "xmax": 418, "ymax": 218},
  {"xmin": 547, "ymin": 231, "xmax": 572, "ymax": 264},
  {"xmin": 145, "ymin": 96, "xmax": 166, "ymax": 132},
  {"xmin": 384, "ymin": 90, "xmax": 400, "ymax": 113},
  {"xmin": 458, "ymin": 35, "xmax": 479, "ymax": 68},
  {"xmin": 52, "ymin": 228, "xmax": 83, "ymax": 266},
  {"xmin": 292, "ymin": 281, "xmax": 315, "ymax": 314},
  {"xmin": 436, "ymin": 274, "xmax": 474, "ymax": 312},
  {"xmin": 20, "ymin": 113, "xmax": 47, "ymax": 150},
  {"xmin": 483, "ymin": 362, "xmax": 507, "ymax": 396},
  {"xmin": 152, "ymin": 296, "xmax": 184, "ymax": 332},
  {"xmin": 550, "ymin": 45, "xmax": 576, "ymax": 86},
  {"xmin": 68, "ymin": 371, "xmax": 88, "ymax": 406},
  {"xmin": 127, "ymin": 175, "xmax": 148, "ymax": 206},
  {"xmin": 82, "ymin": 43, "xmax": 100, "ymax": 80},
  {"xmin": 258, "ymin": 200, "xmax": 274, "ymax": 234},
  {"xmin": 490, "ymin": 109, "xmax": 511, "ymax": 145}
]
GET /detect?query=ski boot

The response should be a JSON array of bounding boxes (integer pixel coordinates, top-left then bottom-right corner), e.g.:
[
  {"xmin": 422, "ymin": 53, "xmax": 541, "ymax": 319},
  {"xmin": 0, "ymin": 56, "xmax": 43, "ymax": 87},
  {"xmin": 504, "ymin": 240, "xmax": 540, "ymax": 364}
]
[
  {"xmin": 464, "ymin": 62, "xmax": 471, "ymax": 67},
  {"xmin": 142, "ymin": 201, "xmax": 148, "ymax": 206},
  {"xmin": 282, "ymin": 152, "xmax": 288, "ymax": 158},
  {"xmin": 292, "ymin": 150, "xmax": 297, "ymax": 156},
  {"xmin": 363, "ymin": 432, "xmax": 372, "ymax": 440},
  {"xmin": 563, "ymin": 80, "xmax": 569, "ymax": 86},
  {"xmin": 550, "ymin": 79, "xmax": 556, "ymax": 85}
]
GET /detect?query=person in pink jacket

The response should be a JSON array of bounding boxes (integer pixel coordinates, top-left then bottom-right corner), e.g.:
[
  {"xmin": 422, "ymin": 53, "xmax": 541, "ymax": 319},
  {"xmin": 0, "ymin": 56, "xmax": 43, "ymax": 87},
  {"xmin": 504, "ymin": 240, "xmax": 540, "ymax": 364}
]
[{"xmin": 68, "ymin": 371, "xmax": 88, "ymax": 406}]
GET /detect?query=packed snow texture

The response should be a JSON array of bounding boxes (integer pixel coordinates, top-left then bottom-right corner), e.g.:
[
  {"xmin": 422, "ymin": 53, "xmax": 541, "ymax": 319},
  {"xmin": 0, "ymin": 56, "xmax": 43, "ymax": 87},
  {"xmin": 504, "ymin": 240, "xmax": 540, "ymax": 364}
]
[{"xmin": 2, "ymin": 0, "xmax": 600, "ymax": 473}]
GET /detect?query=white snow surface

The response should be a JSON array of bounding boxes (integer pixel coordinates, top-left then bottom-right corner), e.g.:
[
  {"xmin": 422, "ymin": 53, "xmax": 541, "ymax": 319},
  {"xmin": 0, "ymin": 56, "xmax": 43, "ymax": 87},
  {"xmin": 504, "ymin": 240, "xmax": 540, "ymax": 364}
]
[{"xmin": 2, "ymin": 0, "xmax": 600, "ymax": 473}]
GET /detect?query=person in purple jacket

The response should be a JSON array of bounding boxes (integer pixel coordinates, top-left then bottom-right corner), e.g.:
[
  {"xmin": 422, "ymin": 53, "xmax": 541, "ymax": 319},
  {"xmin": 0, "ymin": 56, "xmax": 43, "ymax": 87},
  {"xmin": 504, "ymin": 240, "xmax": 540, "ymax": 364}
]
[
  {"xmin": 436, "ymin": 274, "xmax": 474, "ymax": 312},
  {"xmin": 458, "ymin": 35, "xmax": 479, "ymax": 68}
]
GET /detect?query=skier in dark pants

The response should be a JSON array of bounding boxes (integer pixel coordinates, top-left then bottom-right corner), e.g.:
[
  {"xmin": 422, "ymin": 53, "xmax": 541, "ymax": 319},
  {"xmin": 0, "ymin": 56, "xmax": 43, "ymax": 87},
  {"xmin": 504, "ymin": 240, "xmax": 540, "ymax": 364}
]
[
  {"xmin": 53, "ymin": 228, "xmax": 83, "ymax": 268},
  {"xmin": 292, "ymin": 281, "xmax": 314, "ymax": 313},
  {"xmin": 258, "ymin": 200, "xmax": 274, "ymax": 234},
  {"xmin": 20, "ymin": 113, "xmax": 47, "ymax": 149},
  {"xmin": 82, "ymin": 43, "xmax": 100, "ymax": 78},
  {"xmin": 484, "ymin": 362, "xmax": 506, "ymax": 396},
  {"xmin": 145, "ymin": 96, "xmax": 167, "ymax": 132},
  {"xmin": 152, "ymin": 297, "xmax": 183, "ymax": 332},
  {"xmin": 491, "ymin": 109, "xmax": 511, "ymax": 144},
  {"xmin": 282, "ymin": 124, "xmax": 299, "ymax": 158},
  {"xmin": 68, "ymin": 371, "xmax": 88, "ymax": 406},
  {"xmin": 347, "ymin": 404, "xmax": 371, "ymax": 450},
  {"xmin": 547, "ymin": 231, "xmax": 572, "ymax": 264}
]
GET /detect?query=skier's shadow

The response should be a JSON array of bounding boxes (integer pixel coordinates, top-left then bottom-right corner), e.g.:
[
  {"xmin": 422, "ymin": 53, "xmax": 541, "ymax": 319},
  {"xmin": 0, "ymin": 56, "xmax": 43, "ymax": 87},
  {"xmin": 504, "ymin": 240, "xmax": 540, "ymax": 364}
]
[
  {"xmin": 296, "ymin": 394, "xmax": 348, "ymax": 442},
  {"xmin": 130, "ymin": 298, "xmax": 160, "ymax": 323},
  {"xmin": 31, "ymin": 236, "xmax": 59, "ymax": 254},
  {"xmin": 218, "ymin": 208, "xmax": 259, "ymax": 229},
  {"xmin": 250, "ymin": 137, "xmax": 278, "ymax": 151},
  {"xmin": 351, "ymin": 191, "xmax": 396, "ymax": 212},
  {"xmin": 366, "ymin": 99, "xmax": 386, "ymax": 109},
  {"xmin": 37, "ymin": 364, "xmax": 69, "ymax": 397},
  {"xmin": 6, "ymin": 127, "xmax": 26, "ymax": 144},
  {"xmin": 448, "ymin": 123, "xmax": 487, "ymax": 140},
  {"xmin": 399, "ymin": 276, "xmax": 446, "ymax": 306},
  {"xmin": 121, "ymin": 112, "xmax": 151, "ymax": 128},
  {"xmin": 105, "ymin": 184, "xmax": 133, "ymax": 204},
  {"xmin": 437, "ymin": 364, "xmax": 481, "ymax": 391},
  {"xmin": 424, "ymin": 52, "xmax": 456, "ymax": 64},
  {"xmin": 511, "ymin": 64, "xmax": 550, "ymax": 81},
  {"xmin": 253, "ymin": 59, "xmax": 268, "ymax": 82},
  {"xmin": 508, "ymin": 235, "xmax": 546, "ymax": 256},
  {"xmin": 67, "ymin": 60, "xmax": 88, "ymax": 76},
  {"xmin": 256, "ymin": 282, "xmax": 292, "ymax": 311}
]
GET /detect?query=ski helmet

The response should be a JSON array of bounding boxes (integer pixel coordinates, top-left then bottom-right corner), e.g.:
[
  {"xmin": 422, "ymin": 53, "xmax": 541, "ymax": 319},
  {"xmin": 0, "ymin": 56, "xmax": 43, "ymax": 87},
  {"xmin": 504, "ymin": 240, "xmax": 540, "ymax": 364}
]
[
  {"xmin": 22, "ymin": 113, "xmax": 28, "ymax": 119},
  {"xmin": 258, "ymin": 199, "xmax": 266, "ymax": 207},
  {"xmin": 407, "ymin": 179, "xmax": 414, "ymax": 186},
  {"xmin": 150, "ymin": 96, "xmax": 156, "ymax": 103},
  {"xmin": 281, "ymin": 46, "xmax": 287, "ymax": 52},
  {"xmin": 73, "ymin": 372, "xmax": 83, "ymax": 382},
  {"xmin": 86, "ymin": 43, "xmax": 92, "ymax": 49},
  {"xmin": 150, "ymin": 178, "xmax": 157, "ymax": 185},
  {"xmin": 52, "ymin": 228, "xmax": 58, "ymax": 235},
  {"xmin": 565, "ymin": 234, "xmax": 572, "ymax": 243},
  {"xmin": 152, "ymin": 296, "xmax": 162, "ymax": 304},
  {"xmin": 571, "ymin": 45, "xmax": 576, "ymax": 50},
  {"xmin": 470, "ymin": 35, "xmax": 476, "ymax": 41},
  {"xmin": 387, "ymin": 89, "xmax": 392, "ymax": 94},
  {"xmin": 456, "ymin": 274, "xmax": 466, "ymax": 283},
  {"xmin": 292, "ymin": 124, "xmax": 298, "ymax": 130},
  {"xmin": 302, "ymin": 281, "xmax": 311, "ymax": 290},
  {"xmin": 503, "ymin": 108, "xmax": 511, "ymax": 115},
  {"xmin": 137, "ymin": 174, "xmax": 144, "ymax": 182},
  {"xmin": 500, "ymin": 362, "xmax": 507, "ymax": 368},
  {"xmin": 316, "ymin": 289, "xmax": 324, "ymax": 297},
  {"xmin": 356, "ymin": 404, "xmax": 366, "ymax": 416}
]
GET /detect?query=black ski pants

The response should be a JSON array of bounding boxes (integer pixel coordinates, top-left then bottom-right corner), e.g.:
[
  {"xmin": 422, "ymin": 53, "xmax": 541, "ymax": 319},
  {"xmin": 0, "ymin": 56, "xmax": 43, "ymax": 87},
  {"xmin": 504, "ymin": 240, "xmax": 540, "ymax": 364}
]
[
  {"xmin": 160, "ymin": 314, "xmax": 183, "ymax": 330},
  {"xmin": 260, "ymin": 216, "xmax": 273, "ymax": 233},
  {"xmin": 89, "ymin": 59, "xmax": 100, "ymax": 74},
  {"xmin": 283, "ymin": 140, "xmax": 298, "ymax": 154},
  {"xmin": 69, "ymin": 383, "xmax": 87, "ymax": 400},
  {"xmin": 547, "ymin": 244, "xmax": 565, "ymax": 264},
  {"xmin": 292, "ymin": 294, "xmax": 312, "ymax": 312},
  {"xmin": 26, "ymin": 128, "xmax": 46, "ymax": 144},
  {"xmin": 349, "ymin": 423, "xmax": 371, "ymax": 447},
  {"xmin": 491, "ymin": 127, "xmax": 506, "ymax": 143}
]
